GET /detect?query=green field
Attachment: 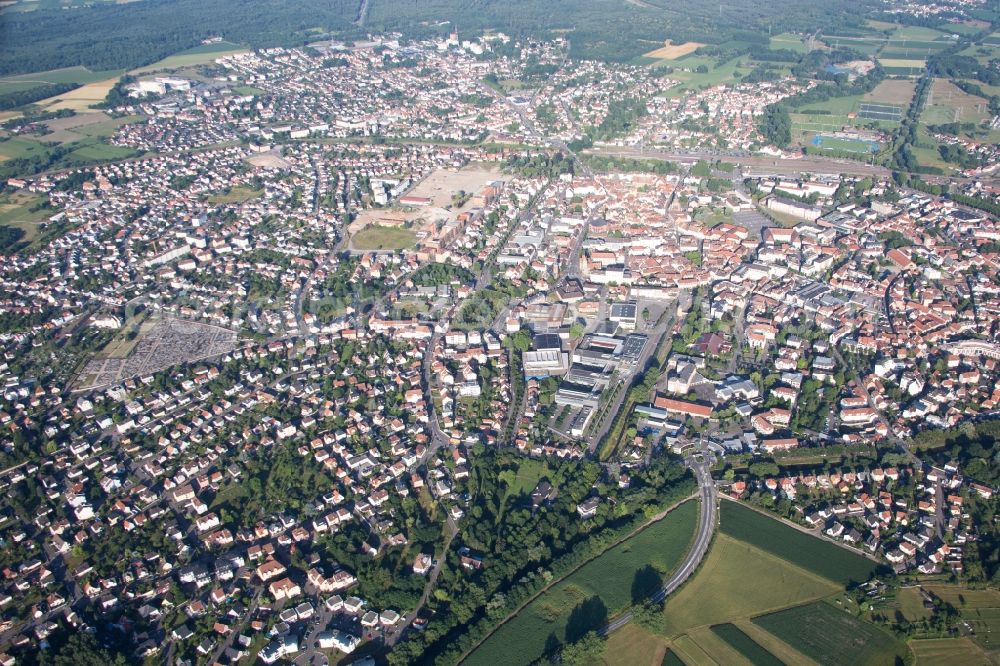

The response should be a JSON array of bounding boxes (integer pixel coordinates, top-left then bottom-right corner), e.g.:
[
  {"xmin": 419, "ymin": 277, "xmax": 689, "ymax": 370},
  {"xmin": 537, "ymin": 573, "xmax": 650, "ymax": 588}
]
[
  {"xmin": 350, "ymin": 224, "xmax": 417, "ymax": 251},
  {"xmin": 769, "ymin": 33, "xmax": 809, "ymax": 53},
  {"xmin": 67, "ymin": 141, "xmax": 135, "ymax": 161},
  {"xmin": 719, "ymin": 501, "xmax": 877, "ymax": 586},
  {"xmin": 131, "ymin": 41, "xmax": 248, "ymax": 74},
  {"xmin": 464, "ymin": 501, "xmax": 697, "ymax": 666},
  {"xmin": 753, "ymin": 602, "xmax": 909, "ymax": 666},
  {"xmin": 710, "ymin": 624, "xmax": 783, "ymax": 666}
]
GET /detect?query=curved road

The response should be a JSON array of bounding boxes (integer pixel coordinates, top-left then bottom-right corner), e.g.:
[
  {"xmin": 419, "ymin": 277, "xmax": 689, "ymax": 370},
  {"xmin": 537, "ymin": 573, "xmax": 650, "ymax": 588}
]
[{"xmin": 603, "ymin": 457, "xmax": 717, "ymax": 634}]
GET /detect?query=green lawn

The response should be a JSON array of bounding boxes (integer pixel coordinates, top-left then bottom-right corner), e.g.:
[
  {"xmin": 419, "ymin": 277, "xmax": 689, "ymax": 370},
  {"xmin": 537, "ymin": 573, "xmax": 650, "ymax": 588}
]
[
  {"xmin": 207, "ymin": 185, "xmax": 263, "ymax": 204},
  {"xmin": 465, "ymin": 501, "xmax": 698, "ymax": 666},
  {"xmin": 500, "ymin": 458, "xmax": 549, "ymax": 503},
  {"xmin": 719, "ymin": 501, "xmax": 876, "ymax": 586},
  {"xmin": 752, "ymin": 601, "xmax": 910, "ymax": 666},
  {"xmin": 350, "ymin": 224, "xmax": 417, "ymax": 251}
]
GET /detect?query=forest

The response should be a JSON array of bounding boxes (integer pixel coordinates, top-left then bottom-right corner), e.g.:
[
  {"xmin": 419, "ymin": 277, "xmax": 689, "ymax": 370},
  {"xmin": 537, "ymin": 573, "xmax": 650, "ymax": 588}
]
[{"xmin": 1, "ymin": 0, "xmax": 882, "ymax": 76}]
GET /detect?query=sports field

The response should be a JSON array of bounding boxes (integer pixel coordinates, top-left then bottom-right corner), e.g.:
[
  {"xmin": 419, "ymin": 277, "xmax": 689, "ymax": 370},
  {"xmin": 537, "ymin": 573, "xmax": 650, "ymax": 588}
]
[
  {"xmin": 811, "ymin": 135, "xmax": 879, "ymax": 153},
  {"xmin": 921, "ymin": 78, "xmax": 991, "ymax": 126}
]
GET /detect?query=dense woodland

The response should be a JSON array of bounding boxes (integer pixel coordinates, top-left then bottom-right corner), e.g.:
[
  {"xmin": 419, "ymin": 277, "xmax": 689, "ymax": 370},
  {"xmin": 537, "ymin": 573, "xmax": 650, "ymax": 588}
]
[{"xmin": 1, "ymin": 0, "xmax": 882, "ymax": 75}]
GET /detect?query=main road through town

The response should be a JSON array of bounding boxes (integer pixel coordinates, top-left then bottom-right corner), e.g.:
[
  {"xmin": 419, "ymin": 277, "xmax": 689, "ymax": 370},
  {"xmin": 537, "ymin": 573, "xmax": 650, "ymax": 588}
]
[{"xmin": 602, "ymin": 454, "xmax": 717, "ymax": 635}]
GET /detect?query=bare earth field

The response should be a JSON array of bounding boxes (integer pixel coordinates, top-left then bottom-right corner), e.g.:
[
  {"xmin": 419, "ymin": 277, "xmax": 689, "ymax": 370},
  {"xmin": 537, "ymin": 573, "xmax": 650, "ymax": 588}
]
[{"xmin": 34, "ymin": 78, "xmax": 119, "ymax": 113}]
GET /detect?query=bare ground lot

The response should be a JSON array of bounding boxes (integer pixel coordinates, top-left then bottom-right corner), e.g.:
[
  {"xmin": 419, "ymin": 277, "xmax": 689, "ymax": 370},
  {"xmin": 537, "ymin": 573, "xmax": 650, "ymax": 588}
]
[
  {"xmin": 643, "ymin": 41, "xmax": 705, "ymax": 60},
  {"xmin": 349, "ymin": 165, "xmax": 504, "ymax": 250}
]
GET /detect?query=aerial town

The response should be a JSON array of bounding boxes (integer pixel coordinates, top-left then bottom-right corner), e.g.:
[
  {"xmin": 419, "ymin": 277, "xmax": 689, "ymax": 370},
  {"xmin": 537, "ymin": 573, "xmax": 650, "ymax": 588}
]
[{"xmin": 0, "ymin": 1, "xmax": 999, "ymax": 665}]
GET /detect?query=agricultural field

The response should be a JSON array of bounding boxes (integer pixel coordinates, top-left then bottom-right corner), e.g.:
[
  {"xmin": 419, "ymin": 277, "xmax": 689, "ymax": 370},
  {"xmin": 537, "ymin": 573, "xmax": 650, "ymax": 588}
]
[
  {"xmin": 710, "ymin": 624, "xmax": 783, "ymax": 666},
  {"xmin": 464, "ymin": 501, "xmax": 697, "ymax": 666},
  {"xmin": 32, "ymin": 77, "xmax": 120, "ymax": 113},
  {"xmin": 910, "ymin": 638, "xmax": 992, "ymax": 665},
  {"xmin": 718, "ymin": 501, "xmax": 877, "ymax": 586},
  {"xmin": 660, "ymin": 533, "xmax": 839, "ymax": 637},
  {"xmin": 349, "ymin": 224, "xmax": 417, "ymax": 251},
  {"xmin": 752, "ymin": 601, "xmax": 910, "ymax": 666}
]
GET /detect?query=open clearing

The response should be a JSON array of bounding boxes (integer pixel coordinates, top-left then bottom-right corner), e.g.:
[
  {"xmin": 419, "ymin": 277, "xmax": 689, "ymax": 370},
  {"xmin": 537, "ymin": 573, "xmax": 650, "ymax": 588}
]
[
  {"xmin": 719, "ymin": 500, "xmax": 877, "ymax": 586},
  {"xmin": 643, "ymin": 41, "xmax": 704, "ymax": 60},
  {"xmin": 753, "ymin": 601, "xmax": 910, "ymax": 666},
  {"xmin": 661, "ymin": 533, "xmax": 839, "ymax": 637},
  {"xmin": 464, "ymin": 501, "xmax": 697, "ymax": 666}
]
